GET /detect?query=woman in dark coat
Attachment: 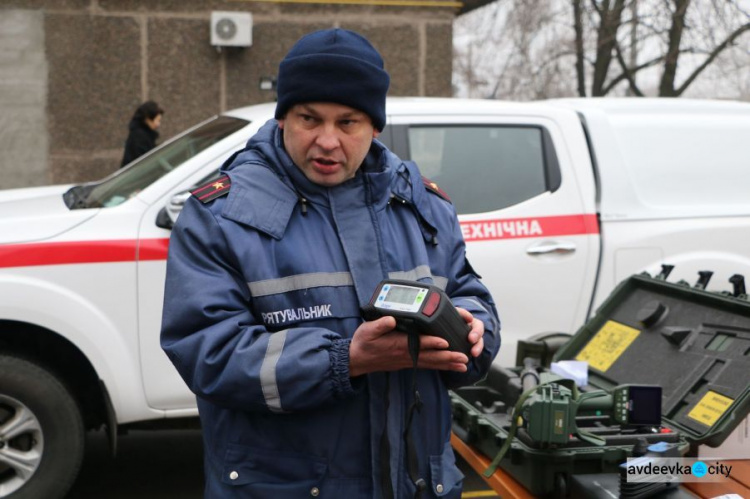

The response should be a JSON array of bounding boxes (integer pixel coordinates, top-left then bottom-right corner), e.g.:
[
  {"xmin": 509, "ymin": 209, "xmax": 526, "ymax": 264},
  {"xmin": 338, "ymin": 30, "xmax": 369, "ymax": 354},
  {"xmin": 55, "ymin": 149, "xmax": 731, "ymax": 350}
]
[{"xmin": 120, "ymin": 101, "xmax": 164, "ymax": 167}]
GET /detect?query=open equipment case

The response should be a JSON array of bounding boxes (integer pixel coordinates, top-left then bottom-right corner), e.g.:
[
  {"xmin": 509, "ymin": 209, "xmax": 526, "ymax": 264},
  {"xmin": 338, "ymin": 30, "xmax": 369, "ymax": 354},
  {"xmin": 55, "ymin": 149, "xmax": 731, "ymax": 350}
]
[{"xmin": 450, "ymin": 270, "xmax": 750, "ymax": 497}]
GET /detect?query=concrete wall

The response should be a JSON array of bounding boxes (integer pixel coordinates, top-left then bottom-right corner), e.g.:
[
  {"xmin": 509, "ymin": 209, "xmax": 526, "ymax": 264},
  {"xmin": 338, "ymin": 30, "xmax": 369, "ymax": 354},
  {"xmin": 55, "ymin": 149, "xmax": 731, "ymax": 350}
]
[
  {"xmin": 0, "ymin": 1, "xmax": 455, "ymax": 188},
  {"xmin": 0, "ymin": 10, "xmax": 48, "ymax": 189}
]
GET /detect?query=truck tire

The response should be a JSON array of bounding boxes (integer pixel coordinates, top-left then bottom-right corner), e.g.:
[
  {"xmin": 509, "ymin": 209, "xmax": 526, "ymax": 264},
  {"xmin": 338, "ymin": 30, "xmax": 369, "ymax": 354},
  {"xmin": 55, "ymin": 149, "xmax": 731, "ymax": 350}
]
[{"xmin": 0, "ymin": 355, "xmax": 84, "ymax": 499}]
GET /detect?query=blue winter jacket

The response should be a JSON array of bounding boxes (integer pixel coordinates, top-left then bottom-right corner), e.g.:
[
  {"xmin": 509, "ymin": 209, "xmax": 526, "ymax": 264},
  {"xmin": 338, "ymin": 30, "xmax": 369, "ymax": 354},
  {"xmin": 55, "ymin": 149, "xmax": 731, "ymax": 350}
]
[{"xmin": 161, "ymin": 120, "xmax": 500, "ymax": 498}]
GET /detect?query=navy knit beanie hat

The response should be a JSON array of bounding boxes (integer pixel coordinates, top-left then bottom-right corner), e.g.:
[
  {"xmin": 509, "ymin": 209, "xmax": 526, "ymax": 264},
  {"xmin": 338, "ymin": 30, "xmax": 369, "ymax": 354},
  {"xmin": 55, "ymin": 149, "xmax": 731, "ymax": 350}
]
[{"xmin": 275, "ymin": 29, "xmax": 390, "ymax": 131}]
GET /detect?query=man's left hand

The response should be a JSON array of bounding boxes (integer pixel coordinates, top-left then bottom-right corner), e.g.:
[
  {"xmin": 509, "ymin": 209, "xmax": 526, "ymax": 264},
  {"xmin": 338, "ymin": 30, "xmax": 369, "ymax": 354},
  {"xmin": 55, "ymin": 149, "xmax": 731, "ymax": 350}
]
[{"xmin": 456, "ymin": 307, "xmax": 484, "ymax": 358}]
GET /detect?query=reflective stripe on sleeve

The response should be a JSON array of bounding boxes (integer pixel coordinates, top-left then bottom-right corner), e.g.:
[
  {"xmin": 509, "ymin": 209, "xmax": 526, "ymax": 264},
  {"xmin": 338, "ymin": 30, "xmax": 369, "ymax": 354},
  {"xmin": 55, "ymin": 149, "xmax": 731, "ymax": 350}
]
[
  {"xmin": 432, "ymin": 276, "xmax": 448, "ymax": 290},
  {"xmin": 463, "ymin": 297, "xmax": 498, "ymax": 331},
  {"xmin": 388, "ymin": 265, "xmax": 432, "ymax": 282},
  {"xmin": 464, "ymin": 298, "xmax": 489, "ymax": 316},
  {"xmin": 387, "ymin": 266, "xmax": 447, "ymax": 289},
  {"xmin": 248, "ymin": 272, "xmax": 353, "ymax": 297},
  {"xmin": 260, "ymin": 330, "xmax": 287, "ymax": 413}
]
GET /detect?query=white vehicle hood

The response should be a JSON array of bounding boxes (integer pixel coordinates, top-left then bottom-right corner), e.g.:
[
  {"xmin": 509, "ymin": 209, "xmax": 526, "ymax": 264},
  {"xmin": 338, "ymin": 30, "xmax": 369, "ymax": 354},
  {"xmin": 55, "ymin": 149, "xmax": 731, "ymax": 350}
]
[{"xmin": 0, "ymin": 185, "xmax": 99, "ymax": 244}]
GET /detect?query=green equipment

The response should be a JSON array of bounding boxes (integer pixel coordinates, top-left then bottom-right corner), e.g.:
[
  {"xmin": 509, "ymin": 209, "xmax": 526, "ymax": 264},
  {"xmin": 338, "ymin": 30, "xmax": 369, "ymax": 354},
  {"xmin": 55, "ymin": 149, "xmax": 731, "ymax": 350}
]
[{"xmin": 520, "ymin": 376, "xmax": 661, "ymax": 446}]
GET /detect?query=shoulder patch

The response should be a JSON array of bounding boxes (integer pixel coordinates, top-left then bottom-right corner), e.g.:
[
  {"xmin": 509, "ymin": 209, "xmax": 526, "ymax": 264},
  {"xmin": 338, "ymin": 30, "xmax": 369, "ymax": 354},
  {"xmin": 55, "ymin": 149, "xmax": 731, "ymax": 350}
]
[
  {"xmin": 422, "ymin": 176, "xmax": 451, "ymax": 203},
  {"xmin": 191, "ymin": 175, "xmax": 231, "ymax": 203}
]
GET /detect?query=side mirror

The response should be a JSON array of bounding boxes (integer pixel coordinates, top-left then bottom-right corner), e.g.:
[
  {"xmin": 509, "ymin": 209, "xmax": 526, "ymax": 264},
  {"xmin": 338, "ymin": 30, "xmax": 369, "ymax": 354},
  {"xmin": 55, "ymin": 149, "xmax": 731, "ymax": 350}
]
[{"xmin": 156, "ymin": 191, "xmax": 191, "ymax": 230}]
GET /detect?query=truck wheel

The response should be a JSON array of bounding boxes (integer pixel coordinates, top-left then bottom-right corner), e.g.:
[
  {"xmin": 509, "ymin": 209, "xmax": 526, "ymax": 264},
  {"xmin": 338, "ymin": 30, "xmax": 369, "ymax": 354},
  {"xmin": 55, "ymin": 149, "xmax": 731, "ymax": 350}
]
[{"xmin": 0, "ymin": 355, "xmax": 84, "ymax": 499}]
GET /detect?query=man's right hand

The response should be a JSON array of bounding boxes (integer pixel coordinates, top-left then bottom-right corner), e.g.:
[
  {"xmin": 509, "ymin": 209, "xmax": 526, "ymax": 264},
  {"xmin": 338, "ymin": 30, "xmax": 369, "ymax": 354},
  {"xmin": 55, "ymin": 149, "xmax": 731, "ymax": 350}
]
[{"xmin": 348, "ymin": 316, "xmax": 469, "ymax": 377}]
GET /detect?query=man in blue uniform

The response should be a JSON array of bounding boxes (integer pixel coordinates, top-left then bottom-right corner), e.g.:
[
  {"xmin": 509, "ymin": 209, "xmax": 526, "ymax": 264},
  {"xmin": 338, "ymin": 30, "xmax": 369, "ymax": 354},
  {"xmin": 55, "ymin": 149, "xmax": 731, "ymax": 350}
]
[{"xmin": 161, "ymin": 28, "xmax": 500, "ymax": 498}]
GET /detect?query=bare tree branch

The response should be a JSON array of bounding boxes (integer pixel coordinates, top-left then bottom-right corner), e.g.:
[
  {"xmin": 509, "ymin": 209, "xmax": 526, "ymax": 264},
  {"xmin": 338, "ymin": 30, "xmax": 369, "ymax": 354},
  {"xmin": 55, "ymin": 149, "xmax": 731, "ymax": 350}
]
[
  {"xmin": 589, "ymin": 0, "xmax": 604, "ymax": 16},
  {"xmin": 573, "ymin": 0, "xmax": 587, "ymax": 96},
  {"xmin": 658, "ymin": 0, "xmax": 691, "ymax": 96},
  {"xmin": 453, "ymin": 0, "xmax": 750, "ymax": 101},
  {"xmin": 675, "ymin": 22, "xmax": 750, "ymax": 95},
  {"xmin": 607, "ymin": 41, "xmax": 645, "ymax": 95},
  {"xmin": 592, "ymin": 0, "xmax": 628, "ymax": 95}
]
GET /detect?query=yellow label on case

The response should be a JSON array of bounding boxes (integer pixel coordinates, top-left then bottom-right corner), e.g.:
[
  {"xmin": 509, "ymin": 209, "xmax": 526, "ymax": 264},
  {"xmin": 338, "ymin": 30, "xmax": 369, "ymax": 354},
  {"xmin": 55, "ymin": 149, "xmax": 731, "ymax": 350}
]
[
  {"xmin": 575, "ymin": 320, "xmax": 640, "ymax": 372},
  {"xmin": 687, "ymin": 391, "xmax": 734, "ymax": 427}
]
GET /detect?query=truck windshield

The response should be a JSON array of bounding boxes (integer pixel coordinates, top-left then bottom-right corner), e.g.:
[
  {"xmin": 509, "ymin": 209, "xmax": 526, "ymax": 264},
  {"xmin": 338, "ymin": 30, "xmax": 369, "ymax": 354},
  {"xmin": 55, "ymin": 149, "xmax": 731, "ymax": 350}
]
[{"xmin": 67, "ymin": 116, "xmax": 249, "ymax": 209}]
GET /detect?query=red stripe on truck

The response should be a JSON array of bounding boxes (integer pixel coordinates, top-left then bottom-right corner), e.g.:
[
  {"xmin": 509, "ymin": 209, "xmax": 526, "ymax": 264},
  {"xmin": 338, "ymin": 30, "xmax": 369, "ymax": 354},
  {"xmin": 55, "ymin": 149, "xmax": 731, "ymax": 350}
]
[
  {"xmin": 0, "ymin": 238, "xmax": 171, "ymax": 268},
  {"xmin": 138, "ymin": 238, "xmax": 171, "ymax": 261},
  {"xmin": 0, "ymin": 214, "xmax": 598, "ymax": 268},
  {"xmin": 460, "ymin": 214, "xmax": 599, "ymax": 242}
]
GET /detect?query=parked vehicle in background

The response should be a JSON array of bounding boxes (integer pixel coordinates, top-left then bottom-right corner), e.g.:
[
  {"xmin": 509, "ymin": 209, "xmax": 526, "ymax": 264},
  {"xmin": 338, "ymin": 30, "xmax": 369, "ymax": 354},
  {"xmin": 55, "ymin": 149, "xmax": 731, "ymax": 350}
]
[{"xmin": 1, "ymin": 98, "xmax": 749, "ymax": 498}]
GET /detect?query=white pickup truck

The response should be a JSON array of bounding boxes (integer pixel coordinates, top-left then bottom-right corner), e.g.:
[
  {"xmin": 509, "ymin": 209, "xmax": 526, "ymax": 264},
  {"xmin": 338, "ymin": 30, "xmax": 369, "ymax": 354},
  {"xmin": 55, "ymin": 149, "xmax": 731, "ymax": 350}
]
[{"xmin": 1, "ymin": 98, "xmax": 749, "ymax": 498}]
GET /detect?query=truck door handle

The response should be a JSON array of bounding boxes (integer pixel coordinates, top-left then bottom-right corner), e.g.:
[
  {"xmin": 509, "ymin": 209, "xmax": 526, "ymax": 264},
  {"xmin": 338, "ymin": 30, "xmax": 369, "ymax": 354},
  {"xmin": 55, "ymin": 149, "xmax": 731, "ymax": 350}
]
[{"xmin": 526, "ymin": 241, "xmax": 577, "ymax": 255}]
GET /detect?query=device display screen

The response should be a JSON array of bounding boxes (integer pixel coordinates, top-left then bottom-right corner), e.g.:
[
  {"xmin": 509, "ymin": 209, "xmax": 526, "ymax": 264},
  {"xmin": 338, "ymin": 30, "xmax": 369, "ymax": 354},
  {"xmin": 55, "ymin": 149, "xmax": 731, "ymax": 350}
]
[
  {"xmin": 374, "ymin": 284, "xmax": 428, "ymax": 313},
  {"xmin": 386, "ymin": 286, "xmax": 421, "ymax": 305},
  {"xmin": 628, "ymin": 386, "xmax": 662, "ymax": 425}
]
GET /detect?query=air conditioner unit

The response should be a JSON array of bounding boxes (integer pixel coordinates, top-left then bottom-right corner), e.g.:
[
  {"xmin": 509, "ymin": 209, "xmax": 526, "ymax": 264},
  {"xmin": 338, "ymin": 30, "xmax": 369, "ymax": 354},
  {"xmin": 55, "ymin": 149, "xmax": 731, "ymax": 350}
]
[{"xmin": 210, "ymin": 11, "xmax": 252, "ymax": 47}]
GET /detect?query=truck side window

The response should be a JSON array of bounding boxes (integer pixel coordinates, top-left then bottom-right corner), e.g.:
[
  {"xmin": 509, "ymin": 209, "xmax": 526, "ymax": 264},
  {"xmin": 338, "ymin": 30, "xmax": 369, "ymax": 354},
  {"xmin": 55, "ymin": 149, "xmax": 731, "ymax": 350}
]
[{"xmin": 408, "ymin": 126, "xmax": 553, "ymax": 215}]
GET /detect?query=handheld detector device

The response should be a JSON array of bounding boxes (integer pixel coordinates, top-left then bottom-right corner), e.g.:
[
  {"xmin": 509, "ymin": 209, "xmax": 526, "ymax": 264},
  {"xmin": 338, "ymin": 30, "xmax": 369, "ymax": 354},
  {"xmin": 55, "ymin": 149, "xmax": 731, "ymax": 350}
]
[{"xmin": 362, "ymin": 280, "xmax": 472, "ymax": 357}]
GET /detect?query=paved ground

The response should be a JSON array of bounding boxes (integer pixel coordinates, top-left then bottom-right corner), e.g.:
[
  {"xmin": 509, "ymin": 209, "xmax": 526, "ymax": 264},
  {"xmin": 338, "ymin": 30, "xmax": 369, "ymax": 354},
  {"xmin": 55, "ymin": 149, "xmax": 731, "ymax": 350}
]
[
  {"xmin": 66, "ymin": 429, "xmax": 497, "ymax": 498},
  {"xmin": 67, "ymin": 429, "xmax": 205, "ymax": 498}
]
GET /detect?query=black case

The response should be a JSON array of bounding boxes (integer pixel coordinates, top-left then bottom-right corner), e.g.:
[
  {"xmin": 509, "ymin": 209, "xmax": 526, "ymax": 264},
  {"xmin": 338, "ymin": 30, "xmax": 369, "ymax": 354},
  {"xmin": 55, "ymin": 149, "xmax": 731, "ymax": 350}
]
[{"xmin": 450, "ymin": 273, "xmax": 750, "ymax": 497}]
